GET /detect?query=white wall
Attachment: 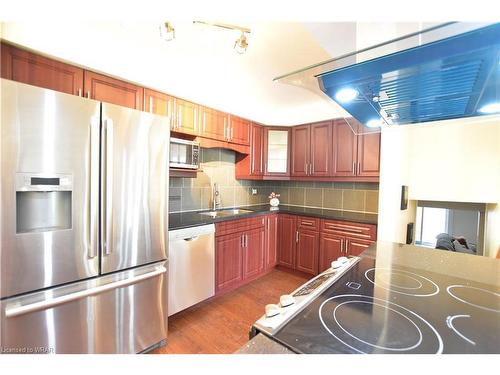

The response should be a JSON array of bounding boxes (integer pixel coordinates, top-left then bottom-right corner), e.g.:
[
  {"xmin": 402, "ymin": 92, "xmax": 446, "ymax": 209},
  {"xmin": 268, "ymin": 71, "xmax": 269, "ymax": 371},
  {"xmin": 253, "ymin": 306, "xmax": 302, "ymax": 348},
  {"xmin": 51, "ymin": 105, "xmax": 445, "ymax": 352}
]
[
  {"xmin": 0, "ymin": 21, "xmax": 345, "ymax": 126},
  {"xmin": 378, "ymin": 115, "xmax": 500, "ymax": 257}
]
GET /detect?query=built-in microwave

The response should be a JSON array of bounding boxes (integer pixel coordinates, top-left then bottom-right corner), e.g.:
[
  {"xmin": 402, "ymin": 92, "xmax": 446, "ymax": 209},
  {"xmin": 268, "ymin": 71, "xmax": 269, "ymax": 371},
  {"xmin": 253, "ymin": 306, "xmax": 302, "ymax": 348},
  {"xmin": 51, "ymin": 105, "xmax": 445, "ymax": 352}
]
[{"xmin": 169, "ymin": 137, "xmax": 200, "ymax": 169}]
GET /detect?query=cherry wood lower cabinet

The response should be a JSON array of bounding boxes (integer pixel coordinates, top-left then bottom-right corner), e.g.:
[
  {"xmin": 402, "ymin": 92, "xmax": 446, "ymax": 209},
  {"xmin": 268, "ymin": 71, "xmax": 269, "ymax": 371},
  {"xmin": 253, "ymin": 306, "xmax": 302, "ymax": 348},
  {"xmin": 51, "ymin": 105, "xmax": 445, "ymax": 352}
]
[
  {"xmin": 215, "ymin": 215, "xmax": 268, "ymax": 294},
  {"xmin": 346, "ymin": 238, "xmax": 373, "ymax": 256},
  {"xmin": 242, "ymin": 227, "xmax": 266, "ymax": 279},
  {"xmin": 319, "ymin": 233, "xmax": 344, "ymax": 273},
  {"xmin": 296, "ymin": 229, "xmax": 319, "ymax": 275},
  {"xmin": 215, "ymin": 232, "xmax": 244, "ymax": 292},
  {"xmin": 319, "ymin": 219, "xmax": 377, "ymax": 271},
  {"xmin": 278, "ymin": 214, "xmax": 319, "ymax": 276},
  {"xmin": 1, "ymin": 42, "xmax": 84, "ymax": 96},
  {"xmin": 277, "ymin": 214, "xmax": 297, "ymax": 269},
  {"xmin": 265, "ymin": 214, "xmax": 278, "ymax": 269}
]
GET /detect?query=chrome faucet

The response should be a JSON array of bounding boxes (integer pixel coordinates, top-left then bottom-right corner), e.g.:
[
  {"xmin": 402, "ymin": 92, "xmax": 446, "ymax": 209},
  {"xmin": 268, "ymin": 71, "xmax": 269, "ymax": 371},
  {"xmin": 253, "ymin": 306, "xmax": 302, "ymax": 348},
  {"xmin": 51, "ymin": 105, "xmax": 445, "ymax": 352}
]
[{"xmin": 212, "ymin": 183, "xmax": 221, "ymax": 210}]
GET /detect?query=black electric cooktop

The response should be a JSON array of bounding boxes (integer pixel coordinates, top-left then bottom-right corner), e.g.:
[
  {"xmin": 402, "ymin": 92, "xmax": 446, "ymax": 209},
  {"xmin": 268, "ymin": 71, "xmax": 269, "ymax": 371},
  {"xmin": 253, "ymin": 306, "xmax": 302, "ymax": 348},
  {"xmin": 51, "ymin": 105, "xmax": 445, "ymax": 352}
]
[{"xmin": 272, "ymin": 245, "xmax": 500, "ymax": 354}]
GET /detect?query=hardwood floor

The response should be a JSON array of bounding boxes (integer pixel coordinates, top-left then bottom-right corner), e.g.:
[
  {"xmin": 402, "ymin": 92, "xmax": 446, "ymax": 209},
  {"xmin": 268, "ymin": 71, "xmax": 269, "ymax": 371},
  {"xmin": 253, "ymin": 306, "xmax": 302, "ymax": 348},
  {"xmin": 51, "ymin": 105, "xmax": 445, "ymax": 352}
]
[{"xmin": 151, "ymin": 268, "xmax": 309, "ymax": 354}]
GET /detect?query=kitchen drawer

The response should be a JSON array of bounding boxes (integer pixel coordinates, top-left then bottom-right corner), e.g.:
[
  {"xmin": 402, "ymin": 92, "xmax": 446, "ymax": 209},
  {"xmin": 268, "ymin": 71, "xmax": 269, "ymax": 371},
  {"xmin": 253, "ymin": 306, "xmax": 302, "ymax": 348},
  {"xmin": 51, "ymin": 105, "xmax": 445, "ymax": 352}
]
[
  {"xmin": 347, "ymin": 238, "xmax": 374, "ymax": 256},
  {"xmin": 215, "ymin": 215, "xmax": 265, "ymax": 237},
  {"xmin": 321, "ymin": 219, "xmax": 377, "ymax": 241},
  {"xmin": 297, "ymin": 216, "xmax": 320, "ymax": 231}
]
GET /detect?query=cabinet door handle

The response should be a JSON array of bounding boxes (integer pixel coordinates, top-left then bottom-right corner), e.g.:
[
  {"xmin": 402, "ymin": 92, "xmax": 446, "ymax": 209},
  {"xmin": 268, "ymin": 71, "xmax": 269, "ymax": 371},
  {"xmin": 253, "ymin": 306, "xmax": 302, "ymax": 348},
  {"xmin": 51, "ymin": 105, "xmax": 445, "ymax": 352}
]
[
  {"xmin": 77, "ymin": 88, "xmax": 82, "ymax": 97},
  {"xmin": 358, "ymin": 162, "xmax": 361, "ymax": 175},
  {"xmin": 295, "ymin": 231, "xmax": 299, "ymax": 243},
  {"xmin": 86, "ymin": 91, "xmax": 90, "ymax": 99},
  {"xmin": 304, "ymin": 162, "xmax": 307, "ymax": 175},
  {"xmin": 340, "ymin": 239, "xmax": 344, "ymax": 253},
  {"xmin": 309, "ymin": 163, "xmax": 313, "ymax": 175},
  {"xmin": 194, "ymin": 107, "xmax": 197, "ymax": 131},
  {"xmin": 345, "ymin": 239, "xmax": 349, "ymax": 254},
  {"xmin": 352, "ymin": 162, "xmax": 356, "ymax": 175}
]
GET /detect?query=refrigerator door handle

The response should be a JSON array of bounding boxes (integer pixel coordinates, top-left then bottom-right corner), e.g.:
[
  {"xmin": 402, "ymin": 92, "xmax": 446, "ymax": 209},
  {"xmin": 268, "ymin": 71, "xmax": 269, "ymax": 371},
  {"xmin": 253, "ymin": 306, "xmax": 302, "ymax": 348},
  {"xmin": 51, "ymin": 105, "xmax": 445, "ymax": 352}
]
[
  {"xmin": 87, "ymin": 117, "xmax": 100, "ymax": 259},
  {"xmin": 101, "ymin": 118, "xmax": 114, "ymax": 256},
  {"xmin": 4, "ymin": 266, "xmax": 167, "ymax": 318}
]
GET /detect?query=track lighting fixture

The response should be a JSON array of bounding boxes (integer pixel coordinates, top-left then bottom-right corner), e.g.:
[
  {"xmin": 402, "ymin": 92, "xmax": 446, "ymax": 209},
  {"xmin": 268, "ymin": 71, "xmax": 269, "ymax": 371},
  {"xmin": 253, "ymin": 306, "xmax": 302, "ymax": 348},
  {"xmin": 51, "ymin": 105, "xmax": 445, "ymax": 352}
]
[
  {"xmin": 234, "ymin": 32, "xmax": 248, "ymax": 54},
  {"xmin": 159, "ymin": 22, "xmax": 175, "ymax": 41}
]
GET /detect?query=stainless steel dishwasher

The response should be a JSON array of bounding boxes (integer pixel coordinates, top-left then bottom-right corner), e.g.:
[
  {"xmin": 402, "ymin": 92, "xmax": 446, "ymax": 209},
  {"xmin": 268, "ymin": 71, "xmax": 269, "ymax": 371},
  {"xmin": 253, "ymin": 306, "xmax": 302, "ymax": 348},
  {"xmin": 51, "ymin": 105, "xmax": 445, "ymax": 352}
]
[{"xmin": 168, "ymin": 224, "xmax": 215, "ymax": 316}]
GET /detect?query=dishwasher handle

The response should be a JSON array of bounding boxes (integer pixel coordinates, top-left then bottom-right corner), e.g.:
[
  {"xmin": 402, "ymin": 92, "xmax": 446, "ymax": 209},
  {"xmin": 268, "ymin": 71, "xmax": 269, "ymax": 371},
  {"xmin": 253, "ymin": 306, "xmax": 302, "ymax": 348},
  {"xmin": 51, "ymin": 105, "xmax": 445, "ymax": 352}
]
[{"xmin": 183, "ymin": 236, "xmax": 199, "ymax": 242}]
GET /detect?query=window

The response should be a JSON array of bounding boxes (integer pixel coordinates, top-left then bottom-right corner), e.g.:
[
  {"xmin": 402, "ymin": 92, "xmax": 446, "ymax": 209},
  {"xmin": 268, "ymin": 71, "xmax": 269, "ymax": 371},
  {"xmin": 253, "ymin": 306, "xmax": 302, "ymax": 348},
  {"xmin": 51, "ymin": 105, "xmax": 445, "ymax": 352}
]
[{"xmin": 415, "ymin": 201, "xmax": 485, "ymax": 255}]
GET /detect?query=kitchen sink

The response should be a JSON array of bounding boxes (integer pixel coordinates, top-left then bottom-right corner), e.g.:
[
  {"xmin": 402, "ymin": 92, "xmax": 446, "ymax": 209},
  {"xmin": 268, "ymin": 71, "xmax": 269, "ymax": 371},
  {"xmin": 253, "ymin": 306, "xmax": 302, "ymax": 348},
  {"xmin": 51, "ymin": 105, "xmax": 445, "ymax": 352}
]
[{"xmin": 199, "ymin": 208, "xmax": 254, "ymax": 218}]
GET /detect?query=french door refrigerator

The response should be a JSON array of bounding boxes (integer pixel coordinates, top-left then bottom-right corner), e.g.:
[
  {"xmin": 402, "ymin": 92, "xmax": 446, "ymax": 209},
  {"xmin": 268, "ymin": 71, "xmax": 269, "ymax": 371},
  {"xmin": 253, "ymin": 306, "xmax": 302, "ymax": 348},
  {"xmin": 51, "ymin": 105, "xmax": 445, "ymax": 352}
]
[{"xmin": 0, "ymin": 79, "xmax": 169, "ymax": 354}]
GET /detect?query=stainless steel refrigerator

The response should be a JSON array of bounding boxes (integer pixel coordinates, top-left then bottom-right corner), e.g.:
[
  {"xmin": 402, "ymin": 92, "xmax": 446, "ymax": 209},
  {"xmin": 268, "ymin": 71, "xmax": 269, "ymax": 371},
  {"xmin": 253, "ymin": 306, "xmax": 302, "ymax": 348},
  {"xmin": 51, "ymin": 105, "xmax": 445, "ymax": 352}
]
[{"xmin": 0, "ymin": 79, "xmax": 169, "ymax": 354}]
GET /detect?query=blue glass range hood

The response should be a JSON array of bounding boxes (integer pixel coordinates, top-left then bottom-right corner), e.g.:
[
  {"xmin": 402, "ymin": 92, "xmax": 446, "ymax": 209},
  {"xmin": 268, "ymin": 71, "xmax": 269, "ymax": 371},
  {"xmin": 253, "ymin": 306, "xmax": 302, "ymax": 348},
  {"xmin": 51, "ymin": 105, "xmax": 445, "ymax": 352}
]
[{"xmin": 318, "ymin": 23, "xmax": 500, "ymax": 126}]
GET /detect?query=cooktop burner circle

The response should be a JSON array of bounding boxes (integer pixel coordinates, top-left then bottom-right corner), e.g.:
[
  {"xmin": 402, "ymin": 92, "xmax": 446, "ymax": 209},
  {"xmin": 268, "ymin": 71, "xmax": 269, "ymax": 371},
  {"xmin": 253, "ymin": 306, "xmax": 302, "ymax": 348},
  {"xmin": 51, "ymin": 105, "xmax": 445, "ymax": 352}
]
[
  {"xmin": 365, "ymin": 268, "xmax": 439, "ymax": 297},
  {"xmin": 447, "ymin": 285, "xmax": 500, "ymax": 313},
  {"xmin": 334, "ymin": 300, "xmax": 423, "ymax": 351},
  {"xmin": 319, "ymin": 294, "xmax": 443, "ymax": 354}
]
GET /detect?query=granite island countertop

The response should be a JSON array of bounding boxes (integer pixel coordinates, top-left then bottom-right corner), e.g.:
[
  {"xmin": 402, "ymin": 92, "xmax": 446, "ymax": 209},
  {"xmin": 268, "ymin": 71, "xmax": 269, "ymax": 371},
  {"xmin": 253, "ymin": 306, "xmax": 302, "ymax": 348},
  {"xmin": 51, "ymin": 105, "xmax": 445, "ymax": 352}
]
[{"xmin": 169, "ymin": 204, "xmax": 378, "ymax": 230}]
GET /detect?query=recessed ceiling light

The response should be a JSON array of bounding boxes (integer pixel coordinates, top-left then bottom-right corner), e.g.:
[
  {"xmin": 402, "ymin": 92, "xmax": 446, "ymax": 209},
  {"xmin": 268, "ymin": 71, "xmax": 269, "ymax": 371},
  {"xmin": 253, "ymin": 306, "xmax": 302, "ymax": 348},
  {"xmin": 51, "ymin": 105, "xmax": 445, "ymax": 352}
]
[
  {"xmin": 366, "ymin": 119, "xmax": 383, "ymax": 128},
  {"xmin": 478, "ymin": 102, "xmax": 500, "ymax": 114},
  {"xmin": 335, "ymin": 88, "xmax": 358, "ymax": 103}
]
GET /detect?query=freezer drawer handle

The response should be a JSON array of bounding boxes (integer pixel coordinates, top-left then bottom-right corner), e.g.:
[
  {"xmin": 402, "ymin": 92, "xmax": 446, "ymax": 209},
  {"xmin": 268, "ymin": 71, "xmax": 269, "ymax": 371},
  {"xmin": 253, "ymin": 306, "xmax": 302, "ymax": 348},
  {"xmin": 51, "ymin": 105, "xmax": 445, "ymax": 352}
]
[{"xmin": 5, "ymin": 266, "xmax": 167, "ymax": 318}]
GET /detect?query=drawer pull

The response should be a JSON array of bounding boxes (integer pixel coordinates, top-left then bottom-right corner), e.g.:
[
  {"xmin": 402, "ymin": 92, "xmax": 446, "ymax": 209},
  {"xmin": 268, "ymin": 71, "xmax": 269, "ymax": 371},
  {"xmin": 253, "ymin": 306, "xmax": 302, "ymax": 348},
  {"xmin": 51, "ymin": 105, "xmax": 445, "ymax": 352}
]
[
  {"xmin": 350, "ymin": 242, "xmax": 370, "ymax": 248},
  {"xmin": 301, "ymin": 221, "xmax": 315, "ymax": 226},
  {"xmin": 325, "ymin": 223, "xmax": 369, "ymax": 231},
  {"xmin": 327, "ymin": 229, "xmax": 372, "ymax": 239},
  {"xmin": 326, "ymin": 225, "xmax": 364, "ymax": 233}
]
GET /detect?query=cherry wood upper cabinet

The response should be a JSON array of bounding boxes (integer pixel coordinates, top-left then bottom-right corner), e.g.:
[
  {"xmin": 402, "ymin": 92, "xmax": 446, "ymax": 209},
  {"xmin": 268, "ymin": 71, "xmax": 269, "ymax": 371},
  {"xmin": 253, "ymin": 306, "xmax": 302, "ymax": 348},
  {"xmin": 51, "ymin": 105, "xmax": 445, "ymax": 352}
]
[
  {"xmin": 357, "ymin": 131, "xmax": 381, "ymax": 177},
  {"xmin": 229, "ymin": 116, "xmax": 251, "ymax": 146},
  {"xmin": 235, "ymin": 123, "xmax": 264, "ymax": 179},
  {"xmin": 263, "ymin": 128, "xmax": 290, "ymax": 177},
  {"xmin": 333, "ymin": 119, "xmax": 357, "ymax": 176},
  {"xmin": 277, "ymin": 214, "xmax": 296, "ymax": 268},
  {"xmin": 265, "ymin": 214, "xmax": 278, "ymax": 269},
  {"xmin": 1, "ymin": 43, "xmax": 84, "ymax": 96},
  {"xmin": 242, "ymin": 227, "xmax": 266, "ymax": 280},
  {"xmin": 215, "ymin": 233, "xmax": 244, "ymax": 293},
  {"xmin": 84, "ymin": 71, "xmax": 143, "ymax": 110},
  {"xmin": 143, "ymin": 88, "xmax": 173, "ymax": 115},
  {"xmin": 319, "ymin": 233, "xmax": 343, "ymax": 273},
  {"xmin": 310, "ymin": 121, "xmax": 333, "ymax": 177},
  {"xmin": 172, "ymin": 98, "xmax": 199, "ymax": 135},
  {"xmin": 199, "ymin": 106, "xmax": 227, "ymax": 141},
  {"xmin": 250, "ymin": 124, "xmax": 264, "ymax": 175},
  {"xmin": 291, "ymin": 125, "xmax": 310, "ymax": 177}
]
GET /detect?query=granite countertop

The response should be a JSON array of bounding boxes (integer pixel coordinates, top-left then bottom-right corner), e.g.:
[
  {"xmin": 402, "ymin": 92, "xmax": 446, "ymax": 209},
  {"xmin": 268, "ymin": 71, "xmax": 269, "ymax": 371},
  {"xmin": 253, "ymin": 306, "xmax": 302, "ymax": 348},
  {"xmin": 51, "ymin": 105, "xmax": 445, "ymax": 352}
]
[
  {"xmin": 235, "ymin": 334, "xmax": 293, "ymax": 354},
  {"xmin": 169, "ymin": 204, "xmax": 378, "ymax": 230}
]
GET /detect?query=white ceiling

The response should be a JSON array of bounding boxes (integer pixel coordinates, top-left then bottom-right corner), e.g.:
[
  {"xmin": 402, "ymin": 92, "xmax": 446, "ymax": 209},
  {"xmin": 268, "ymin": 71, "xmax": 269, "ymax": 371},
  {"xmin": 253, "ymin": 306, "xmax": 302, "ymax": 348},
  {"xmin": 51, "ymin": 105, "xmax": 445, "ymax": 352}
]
[{"xmin": 0, "ymin": 21, "xmax": 440, "ymax": 126}]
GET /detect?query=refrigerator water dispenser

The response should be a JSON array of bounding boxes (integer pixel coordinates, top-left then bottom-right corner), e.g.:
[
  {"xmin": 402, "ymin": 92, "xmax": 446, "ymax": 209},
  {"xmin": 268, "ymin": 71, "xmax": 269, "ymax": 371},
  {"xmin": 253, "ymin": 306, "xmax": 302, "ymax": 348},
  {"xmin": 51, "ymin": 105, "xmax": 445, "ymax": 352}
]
[{"xmin": 15, "ymin": 173, "xmax": 73, "ymax": 233}]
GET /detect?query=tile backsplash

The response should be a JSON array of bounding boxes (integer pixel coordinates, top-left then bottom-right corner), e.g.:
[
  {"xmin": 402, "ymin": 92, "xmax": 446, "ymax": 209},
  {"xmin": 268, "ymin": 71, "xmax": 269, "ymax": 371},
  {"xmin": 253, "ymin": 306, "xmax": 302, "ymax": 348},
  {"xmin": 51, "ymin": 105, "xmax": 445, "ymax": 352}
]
[{"xmin": 169, "ymin": 148, "xmax": 379, "ymax": 213}]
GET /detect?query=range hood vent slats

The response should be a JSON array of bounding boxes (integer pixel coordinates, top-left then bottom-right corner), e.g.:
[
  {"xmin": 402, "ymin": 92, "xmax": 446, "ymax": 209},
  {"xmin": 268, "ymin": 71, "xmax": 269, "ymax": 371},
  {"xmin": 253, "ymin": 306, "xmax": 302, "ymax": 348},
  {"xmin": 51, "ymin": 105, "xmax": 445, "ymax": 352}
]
[{"xmin": 313, "ymin": 23, "xmax": 500, "ymax": 126}]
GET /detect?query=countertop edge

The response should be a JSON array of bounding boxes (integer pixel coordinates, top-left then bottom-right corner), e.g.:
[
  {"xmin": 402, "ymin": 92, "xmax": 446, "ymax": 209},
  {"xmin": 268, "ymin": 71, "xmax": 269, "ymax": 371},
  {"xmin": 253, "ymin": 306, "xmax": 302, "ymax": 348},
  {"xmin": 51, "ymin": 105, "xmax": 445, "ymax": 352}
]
[{"xmin": 169, "ymin": 205, "xmax": 378, "ymax": 230}]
